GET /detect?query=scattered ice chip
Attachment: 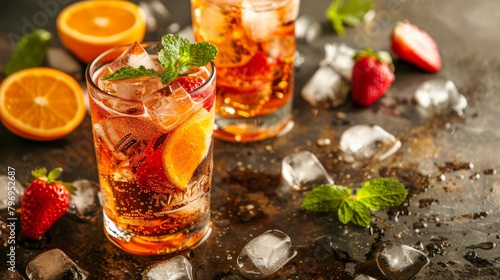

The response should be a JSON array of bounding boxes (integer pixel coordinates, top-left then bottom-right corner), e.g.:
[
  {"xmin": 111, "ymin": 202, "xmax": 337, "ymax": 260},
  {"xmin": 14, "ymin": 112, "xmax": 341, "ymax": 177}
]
[
  {"xmin": 47, "ymin": 47, "xmax": 82, "ymax": 79},
  {"xmin": 142, "ymin": 83, "xmax": 202, "ymax": 131},
  {"xmin": 295, "ymin": 15, "xmax": 322, "ymax": 43},
  {"xmin": 0, "ymin": 175, "xmax": 24, "ymax": 210},
  {"xmin": 339, "ymin": 125, "xmax": 401, "ymax": 163},
  {"xmin": 322, "ymin": 43, "xmax": 356, "ymax": 81},
  {"xmin": 67, "ymin": 179, "xmax": 102, "ymax": 221},
  {"xmin": 26, "ymin": 249, "xmax": 90, "ymax": 280},
  {"xmin": 414, "ymin": 79, "xmax": 467, "ymax": 116},
  {"xmin": 301, "ymin": 65, "xmax": 350, "ymax": 108},
  {"xmin": 242, "ymin": 4, "xmax": 280, "ymax": 41},
  {"xmin": 142, "ymin": 255, "xmax": 193, "ymax": 280},
  {"xmin": 375, "ymin": 242, "xmax": 430, "ymax": 280},
  {"xmin": 282, "ymin": 151, "xmax": 334, "ymax": 191},
  {"xmin": 237, "ymin": 229, "xmax": 297, "ymax": 279}
]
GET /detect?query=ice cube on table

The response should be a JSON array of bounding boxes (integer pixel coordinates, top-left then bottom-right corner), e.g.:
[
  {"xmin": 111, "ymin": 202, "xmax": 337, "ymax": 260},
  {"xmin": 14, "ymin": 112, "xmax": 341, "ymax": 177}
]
[
  {"xmin": 242, "ymin": 5, "xmax": 280, "ymax": 41},
  {"xmin": 0, "ymin": 175, "xmax": 24, "ymax": 210},
  {"xmin": 282, "ymin": 151, "xmax": 334, "ymax": 191},
  {"xmin": 339, "ymin": 125, "xmax": 401, "ymax": 163},
  {"xmin": 142, "ymin": 255, "xmax": 193, "ymax": 280},
  {"xmin": 301, "ymin": 65, "xmax": 350, "ymax": 108},
  {"xmin": 237, "ymin": 229, "xmax": 297, "ymax": 279},
  {"xmin": 414, "ymin": 79, "xmax": 467, "ymax": 116},
  {"xmin": 322, "ymin": 43, "xmax": 356, "ymax": 81},
  {"xmin": 67, "ymin": 179, "xmax": 102, "ymax": 222},
  {"xmin": 26, "ymin": 249, "xmax": 89, "ymax": 280},
  {"xmin": 295, "ymin": 15, "xmax": 322, "ymax": 43},
  {"xmin": 142, "ymin": 83, "xmax": 202, "ymax": 131},
  {"xmin": 375, "ymin": 243, "xmax": 430, "ymax": 280}
]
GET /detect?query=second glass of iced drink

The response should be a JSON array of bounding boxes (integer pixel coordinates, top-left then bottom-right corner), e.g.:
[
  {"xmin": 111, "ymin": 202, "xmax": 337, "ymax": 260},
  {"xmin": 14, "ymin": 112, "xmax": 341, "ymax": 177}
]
[
  {"xmin": 86, "ymin": 36, "xmax": 217, "ymax": 255},
  {"xmin": 191, "ymin": 0, "xmax": 300, "ymax": 142}
]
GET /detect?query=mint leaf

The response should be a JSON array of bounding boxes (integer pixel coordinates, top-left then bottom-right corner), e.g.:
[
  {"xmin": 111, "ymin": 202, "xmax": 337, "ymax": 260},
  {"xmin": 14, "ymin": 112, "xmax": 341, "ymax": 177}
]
[
  {"xmin": 302, "ymin": 178, "xmax": 407, "ymax": 227},
  {"xmin": 325, "ymin": 0, "xmax": 373, "ymax": 34},
  {"xmin": 356, "ymin": 178, "xmax": 407, "ymax": 210},
  {"xmin": 103, "ymin": 66, "xmax": 160, "ymax": 81},
  {"xmin": 4, "ymin": 29, "xmax": 52, "ymax": 75},
  {"xmin": 302, "ymin": 184, "xmax": 351, "ymax": 212},
  {"xmin": 339, "ymin": 199, "xmax": 371, "ymax": 227},
  {"xmin": 104, "ymin": 34, "xmax": 218, "ymax": 85}
]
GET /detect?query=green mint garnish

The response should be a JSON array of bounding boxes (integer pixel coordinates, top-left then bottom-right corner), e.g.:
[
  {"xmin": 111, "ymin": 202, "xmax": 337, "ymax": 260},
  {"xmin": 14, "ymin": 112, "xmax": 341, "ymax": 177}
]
[
  {"xmin": 302, "ymin": 178, "xmax": 407, "ymax": 227},
  {"xmin": 4, "ymin": 29, "xmax": 52, "ymax": 75},
  {"xmin": 103, "ymin": 34, "xmax": 218, "ymax": 85},
  {"xmin": 326, "ymin": 0, "xmax": 374, "ymax": 35}
]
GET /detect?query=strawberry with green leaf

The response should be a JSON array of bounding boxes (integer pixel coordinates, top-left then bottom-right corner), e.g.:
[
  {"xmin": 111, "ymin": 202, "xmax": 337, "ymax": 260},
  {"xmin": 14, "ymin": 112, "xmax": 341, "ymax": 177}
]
[
  {"xmin": 351, "ymin": 48, "xmax": 395, "ymax": 106},
  {"xmin": 21, "ymin": 167, "xmax": 75, "ymax": 240}
]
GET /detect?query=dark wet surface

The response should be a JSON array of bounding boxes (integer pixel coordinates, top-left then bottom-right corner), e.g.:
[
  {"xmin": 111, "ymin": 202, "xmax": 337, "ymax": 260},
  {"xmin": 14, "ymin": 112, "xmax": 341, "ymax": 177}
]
[{"xmin": 1, "ymin": 0, "xmax": 500, "ymax": 279}]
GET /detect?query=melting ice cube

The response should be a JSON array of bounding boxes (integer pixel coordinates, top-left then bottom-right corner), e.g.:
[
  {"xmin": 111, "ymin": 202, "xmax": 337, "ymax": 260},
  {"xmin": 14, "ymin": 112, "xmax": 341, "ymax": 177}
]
[
  {"xmin": 142, "ymin": 83, "xmax": 202, "ymax": 131},
  {"xmin": 67, "ymin": 179, "xmax": 102, "ymax": 222},
  {"xmin": 282, "ymin": 151, "xmax": 334, "ymax": 191},
  {"xmin": 242, "ymin": 4, "xmax": 280, "ymax": 41},
  {"xmin": 414, "ymin": 79, "xmax": 467, "ymax": 116},
  {"xmin": 301, "ymin": 65, "xmax": 350, "ymax": 108},
  {"xmin": 339, "ymin": 125, "xmax": 401, "ymax": 163},
  {"xmin": 237, "ymin": 229, "xmax": 297, "ymax": 279},
  {"xmin": 322, "ymin": 43, "xmax": 356, "ymax": 81},
  {"xmin": 375, "ymin": 243, "xmax": 430, "ymax": 280},
  {"xmin": 26, "ymin": 249, "xmax": 90, "ymax": 280},
  {"xmin": 142, "ymin": 255, "xmax": 193, "ymax": 280},
  {"xmin": 295, "ymin": 15, "xmax": 322, "ymax": 43},
  {"xmin": 0, "ymin": 175, "xmax": 24, "ymax": 210}
]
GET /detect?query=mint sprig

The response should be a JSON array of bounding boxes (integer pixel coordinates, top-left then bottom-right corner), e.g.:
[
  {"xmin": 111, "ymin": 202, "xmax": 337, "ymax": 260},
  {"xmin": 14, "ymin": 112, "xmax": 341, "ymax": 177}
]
[
  {"xmin": 302, "ymin": 178, "xmax": 407, "ymax": 227},
  {"xmin": 326, "ymin": 0, "xmax": 374, "ymax": 35},
  {"xmin": 103, "ymin": 34, "xmax": 218, "ymax": 84},
  {"xmin": 4, "ymin": 29, "xmax": 52, "ymax": 75}
]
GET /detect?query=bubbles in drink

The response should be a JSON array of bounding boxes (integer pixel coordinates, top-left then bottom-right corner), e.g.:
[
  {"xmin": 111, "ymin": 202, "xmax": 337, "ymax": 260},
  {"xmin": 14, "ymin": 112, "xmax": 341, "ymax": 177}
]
[
  {"xmin": 237, "ymin": 229, "xmax": 297, "ymax": 279},
  {"xmin": 375, "ymin": 242, "xmax": 430, "ymax": 280},
  {"xmin": 26, "ymin": 249, "xmax": 90, "ymax": 279},
  {"xmin": 414, "ymin": 79, "xmax": 467, "ymax": 116},
  {"xmin": 281, "ymin": 150, "xmax": 334, "ymax": 191},
  {"xmin": 339, "ymin": 124, "xmax": 401, "ymax": 163},
  {"xmin": 142, "ymin": 255, "xmax": 194, "ymax": 280}
]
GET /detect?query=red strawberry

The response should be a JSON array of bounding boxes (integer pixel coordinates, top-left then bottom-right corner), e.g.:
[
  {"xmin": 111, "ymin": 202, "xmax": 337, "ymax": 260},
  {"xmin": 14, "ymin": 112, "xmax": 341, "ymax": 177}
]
[
  {"xmin": 351, "ymin": 49, "xmax": 395, "ymax": 107},
  {"xmin": 136, "ymin": 135, "xmax": 176, "ymax": 193},
  {"xmin": 21, "ymin": 167, "xmax": 75, "ymax": 240},
  {"xmin": 391, "ymin": 21, "xmax": 442, "ymax": 72},
  {"xmin": 173, "ymin": 76, "xmax": 214, "ymax": 110}
]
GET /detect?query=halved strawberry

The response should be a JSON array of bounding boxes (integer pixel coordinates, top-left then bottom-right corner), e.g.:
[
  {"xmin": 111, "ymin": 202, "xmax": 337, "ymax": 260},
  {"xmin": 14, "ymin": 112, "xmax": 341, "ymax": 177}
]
[
  {"xmin": 21, "ymin": 167, "xmax": 75, "ymax": 240},
  {"xmin": 136, "ymin": 134, "xmax": 177, "ymax": 193},
  {"xmin": 173, "ymin": 76, "xmax": 214, "ymax": 110},
  {"xmin": 391, "ymin": 21, "xmax": 441, "ymax": 73}
]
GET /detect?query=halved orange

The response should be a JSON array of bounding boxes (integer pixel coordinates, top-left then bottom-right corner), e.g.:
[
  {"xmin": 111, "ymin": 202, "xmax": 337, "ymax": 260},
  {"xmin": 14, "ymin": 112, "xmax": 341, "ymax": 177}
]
[
  {"xmin": 162, "ymin": 107, "xmax": 214, "ymax": 190},
  {"xmin": 0, "ymin": 67, "xmax": 86, "ymax": 141},
  {"xmin": 56, "ymin": 1, "xmax": 146, "ymax": 63}
]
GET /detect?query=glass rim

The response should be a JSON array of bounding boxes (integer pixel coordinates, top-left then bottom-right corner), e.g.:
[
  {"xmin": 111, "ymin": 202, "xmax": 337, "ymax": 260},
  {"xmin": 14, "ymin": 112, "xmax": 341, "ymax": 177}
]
[{"xmin": 85, "ymin": 41, "xmax": 216, "ymax": 103}]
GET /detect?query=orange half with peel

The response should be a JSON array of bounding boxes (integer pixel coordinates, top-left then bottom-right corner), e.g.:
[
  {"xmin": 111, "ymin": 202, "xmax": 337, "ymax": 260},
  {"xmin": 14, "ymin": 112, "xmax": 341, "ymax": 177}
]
[
  {"xmin": 56, "ymin": 1, "xmax": 146, "ymax": 63},
  {"xmin": 0, "ymin": 67, "xmax": 86, "ymax": 141}
]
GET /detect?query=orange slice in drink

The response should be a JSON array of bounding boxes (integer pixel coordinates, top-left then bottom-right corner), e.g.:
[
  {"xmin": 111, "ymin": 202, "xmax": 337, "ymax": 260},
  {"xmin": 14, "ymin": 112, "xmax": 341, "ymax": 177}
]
[
  {"xmin": 162, "ymin": 108, "xmax": 214, "ymax": 190},
  {"xmin": 56, "ymin": 1, "xmax": 146, "ymax": 63},
  {"xmin": 0, "ymin": 67, "xmax": 86, "ymax": 141}
]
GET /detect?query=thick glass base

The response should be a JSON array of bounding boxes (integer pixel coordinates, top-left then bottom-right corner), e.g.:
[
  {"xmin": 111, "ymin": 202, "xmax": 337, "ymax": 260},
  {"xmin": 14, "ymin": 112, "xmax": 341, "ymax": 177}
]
[
  {"xmin": 102, "ymin": 212, "xmax": 212, "ymax": 255},
  {"xmin": 214, "ymin": 101, "xmax": 294, "ymax": 142}
]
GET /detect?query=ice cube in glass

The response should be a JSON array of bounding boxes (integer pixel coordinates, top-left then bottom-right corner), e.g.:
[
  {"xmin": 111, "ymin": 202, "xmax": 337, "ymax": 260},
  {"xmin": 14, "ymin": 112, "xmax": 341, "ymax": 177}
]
[{"xmin": 237, "ymin": 229, "xmax": 297, "ymax": 279}]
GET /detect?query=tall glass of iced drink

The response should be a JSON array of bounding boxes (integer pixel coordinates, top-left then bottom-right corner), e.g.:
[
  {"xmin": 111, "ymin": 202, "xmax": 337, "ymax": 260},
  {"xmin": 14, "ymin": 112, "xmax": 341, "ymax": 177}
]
[
  {"xmin": 191, "ymin": 0, "xmax": 300, "ymax": 142},
  {"xmin": 85, "ymin": 35, "xmax": 217, "ymax": 255}
]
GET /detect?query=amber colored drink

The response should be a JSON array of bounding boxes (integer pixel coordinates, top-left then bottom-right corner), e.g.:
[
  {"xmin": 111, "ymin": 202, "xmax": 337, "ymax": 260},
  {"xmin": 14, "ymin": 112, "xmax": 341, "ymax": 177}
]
[
  {"xmin": 85, "ymin": 42, "xmax": 215, "ymax": 255},
  {"xmin": 191, "ymin": 0, "xmax": 300, "ymax": 142}
]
